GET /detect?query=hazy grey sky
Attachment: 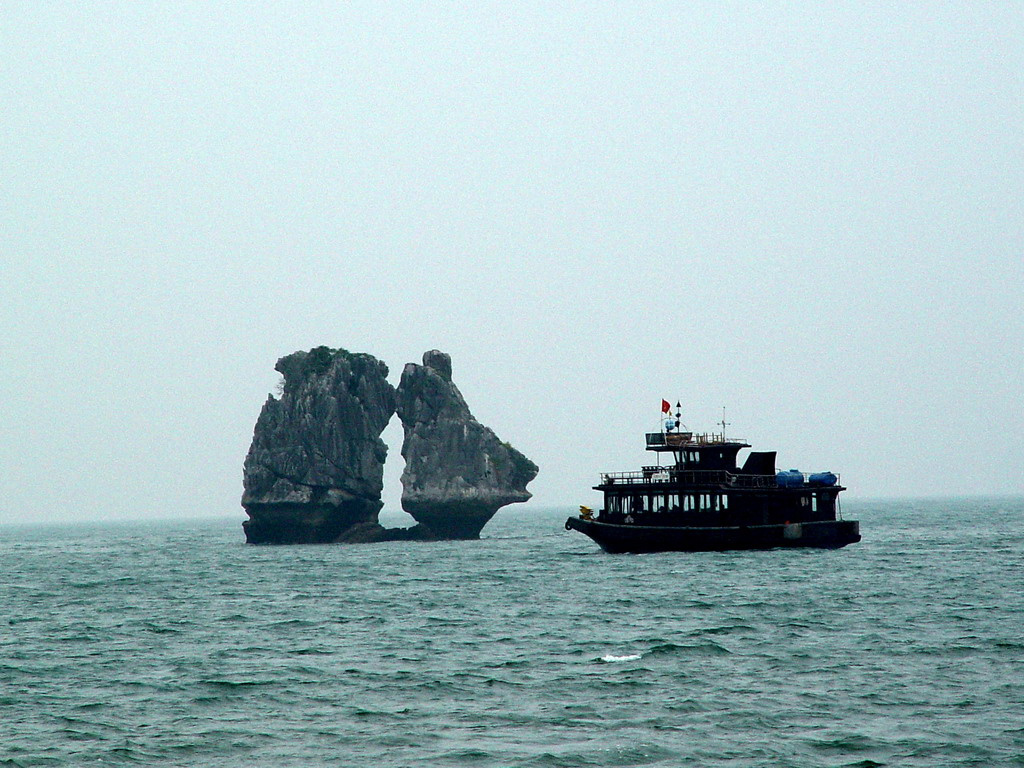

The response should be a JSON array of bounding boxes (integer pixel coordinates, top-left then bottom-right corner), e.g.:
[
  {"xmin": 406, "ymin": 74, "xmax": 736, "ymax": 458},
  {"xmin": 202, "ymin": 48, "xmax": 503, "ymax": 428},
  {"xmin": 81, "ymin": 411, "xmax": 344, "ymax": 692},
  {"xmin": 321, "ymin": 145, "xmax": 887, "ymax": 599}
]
[{"xmin": 3, "ymin": 3, "xmax": 1022, "ymax": 524}]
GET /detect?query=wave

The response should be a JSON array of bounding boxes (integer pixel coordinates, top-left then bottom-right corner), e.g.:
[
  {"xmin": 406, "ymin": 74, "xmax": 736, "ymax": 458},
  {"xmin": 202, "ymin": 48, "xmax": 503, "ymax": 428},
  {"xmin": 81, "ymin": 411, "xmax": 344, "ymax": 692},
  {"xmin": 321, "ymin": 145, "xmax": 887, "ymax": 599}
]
[
  {"xmin": 597, "ymin": 639, "xmax": 733, "ymax": 663},
  {"xmin": 648, "ymin": 640, "xmax": 731, "ymax": 657},
  {"xmin": 200, "ymin": 678, "xmax": 277, "ymax": 689},
  {"xmin": 992, "ymin": 640, "xmax": 1024, "ymax": 651},
  {"xmin": 599, "ymin": 653, "xmax": 641, "ymax": 663},
  {"xmin": 140, "ymin": 621, "xmax": 183, "ymax": 634},
  {"xmin": 265, "ymin": 618, "xmax": 318, "ymax": 629},
  {"xmin": 807, "ymin": 733, "xmax": 879, "ymax": 753},
  {"xmin": 684, "ymin": 623, "xmax": 755, "ymax": 636}
]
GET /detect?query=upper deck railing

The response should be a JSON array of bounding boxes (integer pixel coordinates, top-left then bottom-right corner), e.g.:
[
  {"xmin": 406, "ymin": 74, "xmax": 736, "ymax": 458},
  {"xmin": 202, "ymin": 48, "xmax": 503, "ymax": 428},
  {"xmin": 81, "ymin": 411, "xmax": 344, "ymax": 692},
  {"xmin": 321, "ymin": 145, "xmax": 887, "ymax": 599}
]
[
  {"xmin": 599, "ymin": 468, "xmax": 840, "ymax": 489},
  {"xmin": 645, "ymin": 432, "xmax": 747, "ymax": 448}
]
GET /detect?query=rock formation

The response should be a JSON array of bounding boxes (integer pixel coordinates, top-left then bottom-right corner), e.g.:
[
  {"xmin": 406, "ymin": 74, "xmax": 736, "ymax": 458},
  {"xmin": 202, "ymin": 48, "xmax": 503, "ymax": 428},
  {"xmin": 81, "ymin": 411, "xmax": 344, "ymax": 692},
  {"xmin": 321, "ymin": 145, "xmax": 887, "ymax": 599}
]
[
  {"xmin": 395, "ymin": 350, "xmax": 538, "ymax": 539},
  {"xmin": 242, "ymin": 346, "xmax": 538, "ymax": 544},
  {"xmin": 241, "ymin": 346, "xmax": 396, "ymax": 544}
]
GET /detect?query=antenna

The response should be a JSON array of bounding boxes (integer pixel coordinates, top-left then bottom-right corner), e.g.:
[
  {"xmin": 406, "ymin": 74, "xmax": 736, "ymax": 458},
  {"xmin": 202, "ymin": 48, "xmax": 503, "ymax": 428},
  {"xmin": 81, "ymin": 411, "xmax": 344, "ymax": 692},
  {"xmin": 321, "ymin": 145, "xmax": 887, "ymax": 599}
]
[{"xmin": 719, "ymin": 407, "xmax": 731, "ymax": 439}]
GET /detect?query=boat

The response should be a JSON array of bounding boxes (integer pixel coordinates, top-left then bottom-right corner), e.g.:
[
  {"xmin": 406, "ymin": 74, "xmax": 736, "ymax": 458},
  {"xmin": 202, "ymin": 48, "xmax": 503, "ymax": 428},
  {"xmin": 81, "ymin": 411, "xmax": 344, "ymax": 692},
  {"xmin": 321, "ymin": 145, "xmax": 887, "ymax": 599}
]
[{"xmin": 565, "ymin": 407, "xmax": 860, "ymax": 553}]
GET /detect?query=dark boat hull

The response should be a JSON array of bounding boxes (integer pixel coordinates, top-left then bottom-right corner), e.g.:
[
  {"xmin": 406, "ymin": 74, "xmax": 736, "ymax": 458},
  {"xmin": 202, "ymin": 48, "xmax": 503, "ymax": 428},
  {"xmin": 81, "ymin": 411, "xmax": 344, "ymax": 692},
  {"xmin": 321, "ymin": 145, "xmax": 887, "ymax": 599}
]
[{"xmin": 565, "ymin": 516, "xmax": 860, "ymax": 553}]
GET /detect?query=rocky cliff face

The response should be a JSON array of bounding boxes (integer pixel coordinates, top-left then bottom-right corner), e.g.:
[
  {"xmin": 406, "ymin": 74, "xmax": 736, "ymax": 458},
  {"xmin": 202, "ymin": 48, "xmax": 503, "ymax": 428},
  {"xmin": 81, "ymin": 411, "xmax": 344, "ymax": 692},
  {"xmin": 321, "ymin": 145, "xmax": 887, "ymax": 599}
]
[
  {"xmin": 242, "ymin": 346, "xmax": 396, "ymax": 544},
  {"xmin": 395, "ymin": 350, "xmax": 538, "ymax": 539}
]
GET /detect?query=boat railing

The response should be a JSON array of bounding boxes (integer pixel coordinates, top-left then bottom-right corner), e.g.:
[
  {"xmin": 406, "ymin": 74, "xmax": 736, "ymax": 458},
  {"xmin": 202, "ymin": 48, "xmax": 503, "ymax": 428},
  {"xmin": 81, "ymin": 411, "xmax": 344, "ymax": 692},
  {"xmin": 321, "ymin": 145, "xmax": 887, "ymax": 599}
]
[
  {"xmin": 690, "ymin": 432, "xmax": 745, "ymax": 446},
  {"xmin": 600, "ymin": 469, "xmax": 840, "ymax": 488},
  {"xmin": 730, "ymin": 473, "xmax": 780, "ymax": 488},
  {"xmin": 602, "ymin": 469, "xmax": 735, "ymax": 485},
  {"xmin": 645, "ymin": 431, "xmax": 746, "ymax": 447}
]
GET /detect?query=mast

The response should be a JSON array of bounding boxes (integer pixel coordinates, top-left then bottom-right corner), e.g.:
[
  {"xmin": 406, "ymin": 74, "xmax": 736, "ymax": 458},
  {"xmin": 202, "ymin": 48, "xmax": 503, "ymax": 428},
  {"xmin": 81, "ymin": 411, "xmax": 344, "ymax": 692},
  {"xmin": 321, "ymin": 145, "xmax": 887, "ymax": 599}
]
[
  {"xmin": 719, "ymin": 407, "xmax": 731, "ymax": 441},
  {"xmin": 673, "ymin": 402, "xmax": 683, "ymax": 466}
]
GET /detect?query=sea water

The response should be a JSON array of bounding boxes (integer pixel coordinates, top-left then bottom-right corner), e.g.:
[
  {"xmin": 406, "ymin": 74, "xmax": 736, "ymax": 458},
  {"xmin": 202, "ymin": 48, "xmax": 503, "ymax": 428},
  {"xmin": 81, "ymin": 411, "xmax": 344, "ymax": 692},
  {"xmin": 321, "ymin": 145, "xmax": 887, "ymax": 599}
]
[{"xmin": 2, "ymin": 499, "xmax": 1022, "ymax": 767}]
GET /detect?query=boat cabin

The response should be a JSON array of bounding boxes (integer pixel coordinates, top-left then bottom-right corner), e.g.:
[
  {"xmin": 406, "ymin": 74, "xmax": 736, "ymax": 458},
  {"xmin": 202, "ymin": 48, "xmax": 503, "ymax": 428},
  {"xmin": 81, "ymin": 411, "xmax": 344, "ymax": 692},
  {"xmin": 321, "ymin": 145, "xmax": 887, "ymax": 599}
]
[
  {"xmin": 645, "ymin": 430, "xmax": 747, "ymax": 471},
  {"xmin": 596, "ymin": 430, "xmax": 843, "ymax": 528}
]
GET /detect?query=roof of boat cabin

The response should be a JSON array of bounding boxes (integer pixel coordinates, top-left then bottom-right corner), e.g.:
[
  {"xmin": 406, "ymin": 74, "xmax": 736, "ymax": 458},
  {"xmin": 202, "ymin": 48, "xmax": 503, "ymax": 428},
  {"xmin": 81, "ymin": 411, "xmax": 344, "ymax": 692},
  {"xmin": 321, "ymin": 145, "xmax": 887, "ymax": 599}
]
[{"xmin": 645, "ymin": 432, "xmax": 750, "ymax": 451}]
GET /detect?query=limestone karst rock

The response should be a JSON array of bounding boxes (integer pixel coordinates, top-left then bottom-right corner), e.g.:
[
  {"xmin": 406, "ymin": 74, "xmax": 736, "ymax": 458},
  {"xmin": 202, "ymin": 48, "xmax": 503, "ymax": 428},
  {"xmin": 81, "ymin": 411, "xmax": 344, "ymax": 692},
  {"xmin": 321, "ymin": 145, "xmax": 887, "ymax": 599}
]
[
  {"xmin": 241, "ymin": 346, "xmax": 538, "ymax": 544},
  {"xmin": 395, "ymin": 350, "xmax": 538, "ymax": 539},
  {"xmin": 241, "ymin": 346, "xmax": 396, "ymax": 544}
]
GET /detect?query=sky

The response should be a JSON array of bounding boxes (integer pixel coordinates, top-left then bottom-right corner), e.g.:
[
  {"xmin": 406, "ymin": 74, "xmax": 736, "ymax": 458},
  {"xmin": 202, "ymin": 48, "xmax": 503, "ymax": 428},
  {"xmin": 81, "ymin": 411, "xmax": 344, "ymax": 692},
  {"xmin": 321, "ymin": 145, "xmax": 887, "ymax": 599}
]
[{"xmin": 2, "ymin": 2, "xmax": 1022, "ymax": 525}]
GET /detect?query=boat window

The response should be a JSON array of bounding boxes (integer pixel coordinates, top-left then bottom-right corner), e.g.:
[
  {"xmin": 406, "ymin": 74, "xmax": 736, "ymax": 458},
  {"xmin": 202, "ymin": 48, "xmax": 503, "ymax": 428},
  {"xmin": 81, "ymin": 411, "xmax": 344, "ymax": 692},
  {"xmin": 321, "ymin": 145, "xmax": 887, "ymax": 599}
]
[
  {"xmin": 811, "ymin": 495, "xmax": 818, "ymax": 513},
  {"xmin": 721, "ymin": 495, "xmax": 728, "ymax": 510}
]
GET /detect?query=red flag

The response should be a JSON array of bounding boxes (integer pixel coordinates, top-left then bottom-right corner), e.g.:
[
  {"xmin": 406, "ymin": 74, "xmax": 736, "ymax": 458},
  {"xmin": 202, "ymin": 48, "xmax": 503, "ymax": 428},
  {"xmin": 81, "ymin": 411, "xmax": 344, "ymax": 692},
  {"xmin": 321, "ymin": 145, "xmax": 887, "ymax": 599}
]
[{"xmin": 661, "ymin": 399, "xmax": 671, "ymax": 414}]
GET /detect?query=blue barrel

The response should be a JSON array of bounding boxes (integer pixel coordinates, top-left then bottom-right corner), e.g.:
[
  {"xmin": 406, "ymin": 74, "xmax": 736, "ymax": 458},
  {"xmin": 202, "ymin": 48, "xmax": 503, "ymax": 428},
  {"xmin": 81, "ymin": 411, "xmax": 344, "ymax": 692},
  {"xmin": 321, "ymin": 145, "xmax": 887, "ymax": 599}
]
[
  {"xmin": 808, "ymin": 471, "xmax": 838, "ymax": 487},
  {"xmin": 776, "ymin": 469, "xmax": 804, "ymax": 488}
]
